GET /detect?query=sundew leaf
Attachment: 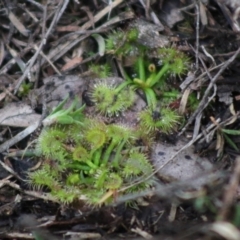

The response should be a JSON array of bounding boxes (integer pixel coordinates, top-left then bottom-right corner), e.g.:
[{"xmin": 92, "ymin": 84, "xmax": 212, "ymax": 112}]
[
  {"xmin": 50, "ymin": 95, "xmax": 69, "ymax": 115},
  {"xmin": 223, "ymin": 133, "xmax": 239, "ymax": 151},
  {"xmin": 233, "ymin": 204, "xmax": 240, "ymax": 227},
  {"xmin": 56, "ymin": 115, "xmax": 74, "ymax": 124},
  {"xmin": 92, "ymin": 33, "xmax": 105, "ymax": 56},
  {"xmin": 222, "ymin": 129, "xmax": 240, "ymax": 135},
  {"xmin": 43, "ymin": 97, "xmax": 85, "ymax": 126}
]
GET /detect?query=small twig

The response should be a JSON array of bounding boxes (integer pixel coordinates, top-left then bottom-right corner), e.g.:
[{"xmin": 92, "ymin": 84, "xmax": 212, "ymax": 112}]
[
  {"xmin": 138, "ymin": 0, "xmax": 164, "ymax": 28},
  {"xmin": 41, "ymin": 1, "xmax": 48, "ymax": 44},
  {"xmin": 213, "ymin": 50, "xmax": 237, "ymax": 57},
  {"xmin": 33, "ymin": 45, "xmax": 61, "ymax": 75},
  {"xmin": 218, "ymin": 156, "xmax": 240, "ymax": 220},
  {"xmin": 25, "ymin": 0, "xmax": 44, "ymax": 10},
  {"xmin": 191, "ymin": 46, "xmax": 217, "ymax": 139},
  {"xmin": 0, "ymin": 179, "xmax": 58, "ymax": 202},
  {"xmin": 33, "ymin": 2, "xmax": 48, "ymax": 89},
  {"xmin": 0, "ymin": 160, "xmax": 23, "ymax": 181},
  {"xmin": 55, "ymin": 0, "xmax": 69, "ymax": 23},
  {"xmin": 115, "ymin": 171, "xmax": 227, "ymax": 205},
  {"xmin": 178, "ymin": 3, "xmax": 195, "ymax": 12},
  {"xmin": 180, "ymin": 61, "xmax": 225, "ymax": 91},
  {"xmin": 201, "ymin": 45, "xmax": 216, "ymax": 66},
  {"xmin": 179, "ymin": 46, "xmax": 240, "ymax": 136},
  {"xmin": 56, "ymin": 28, "xmax": 108, "ymax": 44},
  {"xmin": 31, "ymin": 0, "xmax": 127, "ymax": 70},
  {"xmin": 0, "ymin": 120, "xmax": 40, "ymax": 153},
  {"xmin": 195, "ymin": 1, "xmax": 200, "ymax": 70},
  {"xmin": 14, "ymin": 0, "xmax": 69, "ymax": 94}
]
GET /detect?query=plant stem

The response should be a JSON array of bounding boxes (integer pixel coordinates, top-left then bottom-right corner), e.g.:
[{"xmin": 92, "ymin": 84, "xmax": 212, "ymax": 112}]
[
  {"xmin": 146, "ymin": 72, "xmax": 157, "ymax": 86},
  {"xmin": 80, "ymin": 171, "xmax": 95, "ymax": 184},
  {"xmin": 144, "ymin": 88, "xmax": 157, "ymax": 108},
  {"xmin": 102, "ymin": 139, "xmax": 117, "ymax": 165},
  {"xmin": 93, "ymin": 148, "xmax": 102, "ymax": 166},
  {"xmin": 162, "ymin": 91, "xmax": 179, "ymax": 98},
  {"xmin": 138, "ymin": 56, "xmax": 145, "ymax": 81},
  {"xmin": 112, "ymin": 139, "xmax": 126, "ymax": 168},
  {"xmin": 115, "ymin": 80, "xmax": 131, "ymax": 92},
  {"xmin": 68, "ymin": 163, "xmax": 91, "ymax": 171},
  {"xmin": 123, "ymin": 69, "xmax": 132, "ymax": 82},
  {"xmin": 133, "ymin": 78, "xmax": 148, "ymax": 89},
  {"xmin": 146, "ymin": 63, "xmax": 170, "ymax": 87},
  {"xmin": 85, "ymin": 160, "xmax": 98, "ymax": 169}
]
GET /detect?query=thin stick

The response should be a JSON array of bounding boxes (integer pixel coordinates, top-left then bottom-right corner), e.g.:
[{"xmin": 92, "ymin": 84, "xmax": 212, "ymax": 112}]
[
  {"xmin": 195, "ymin": 1, "xmax": 200, "ymax": 70},
  {"xmin": 32, "ymin": 0, "xmax": 126, "ymax": 70},
  {"xmin": 218, "ymin": 156, "xmax": 240, "ymax": 220},
  {"xmin": 14, "ymin": 0, "xmax": 68, "ymax": 93},
  {"xmin": 179, "ymin": 46, "xmax": 240, "ymax": 136},
  {"xmin": 0, "ymin": 121, "xmax": 39, "ymax": 153}
]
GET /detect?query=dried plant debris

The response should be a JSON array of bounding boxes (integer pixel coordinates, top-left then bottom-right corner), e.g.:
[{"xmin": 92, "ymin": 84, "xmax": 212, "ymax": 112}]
[
  {"xmin": 216, "ymin": 0, "xmax": 240, "ymax": 9},
  {"xmin": 158, "ymin": 0, "xmax": 185, "ymax": 28},
  {"xmin": 0, "ymin": 102, "xmax": 41, "ymax": 127},
  {"xmin": 129, "ymin": 19, "xmax": 170, "ymax": 48},
  {"xmin": 215, "ymin": 0, "xmax": 240, "ymax": 31},
  {"xmin": 28, "ymin": 75, "xmax": 85, "ymax": 110}
]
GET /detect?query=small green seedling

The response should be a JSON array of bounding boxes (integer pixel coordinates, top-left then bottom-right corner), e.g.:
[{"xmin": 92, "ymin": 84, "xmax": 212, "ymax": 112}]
[
  {"xmin": 18, "ymin": 82, "xmax": 33, "ymax": 97},
  {"xmin": 42, "ymin": 96, "xmax": 85, "ymax": 126},
  {"xmin": 220, "ymin": 128, "xmax": 240, "ymax": 151},
  {"xmin": 124, "ymin": 48, "xmax": 189, "ymax": 108}
]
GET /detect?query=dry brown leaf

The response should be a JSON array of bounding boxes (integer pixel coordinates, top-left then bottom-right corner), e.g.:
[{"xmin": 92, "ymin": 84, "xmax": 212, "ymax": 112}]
[
  {"xmin": 0, "ymin": 102, "xmax": 41, "ymax": 127},
  {"xmin": 216, "ymin": 130, "xmax": 224, "ymax": 152},
  {"xmin": 199, "ymin": 1, "xmax": 208, "ymax": 26},
  {"xmin": 179, "ymin": 88, "xmax": 191, "ymax": 115},
  {"xmin": 0, "ymin": 41, "xmax": 5, "ymax": 67},
  {"xmin": 6, "ymin": 45, "xmax": 26, "ymax": 72},
  {"xmin": 61, "ymin": 57, "xmax": 83, "ymax": 71},
  {"xmin": 28, "ymin": 75, "xmax": 85, "ymax": 110},
  {"xmin": 81, "ymin": 6, "xmax": 95, "ymax": 29},
  {"xmin": 158, "ymin": 1, "xmax": 184, "ymax": 28},
  {"xmin": 8, "ymin": 11, "xmax": 29, "ymax": 37},
  {"xmin": 56, "ymin": 25, "xmax": 81, "ymax": 32},
  {"xmin": 131, "ymin": 227, "xmax": 153, "ymax": 239},
  {"xmin": 217, "ymin": 0, "xmax": 240, "ymax": 9},
  {"xmin": 210, "ymin": 221, "xmax": 240, "ymax": 240}
]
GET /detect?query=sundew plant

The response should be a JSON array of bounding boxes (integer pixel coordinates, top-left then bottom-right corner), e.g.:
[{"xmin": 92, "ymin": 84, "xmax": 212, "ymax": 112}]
[
  {"xmin": 28, "ymin": 98, "xmax": 154, "ymax": 205},
  {"xmin": 89, "ymin": 27, "xmax": 190, "ymax": 132},
  {"xmin": 28, "ymin": 26, "xmax": 192, "ymax": 206}
]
